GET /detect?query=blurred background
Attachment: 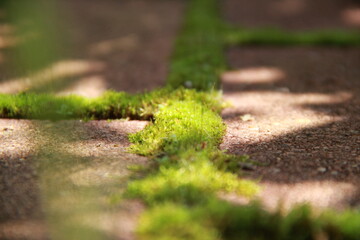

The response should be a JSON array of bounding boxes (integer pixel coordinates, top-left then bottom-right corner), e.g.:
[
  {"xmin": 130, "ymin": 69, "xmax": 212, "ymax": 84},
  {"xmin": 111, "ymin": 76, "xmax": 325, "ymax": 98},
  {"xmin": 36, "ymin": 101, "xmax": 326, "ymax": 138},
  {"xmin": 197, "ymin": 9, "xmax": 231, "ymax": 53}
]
[{"xmin": 0, "ymin": 0, "xmax": 183, "ymax": 97}]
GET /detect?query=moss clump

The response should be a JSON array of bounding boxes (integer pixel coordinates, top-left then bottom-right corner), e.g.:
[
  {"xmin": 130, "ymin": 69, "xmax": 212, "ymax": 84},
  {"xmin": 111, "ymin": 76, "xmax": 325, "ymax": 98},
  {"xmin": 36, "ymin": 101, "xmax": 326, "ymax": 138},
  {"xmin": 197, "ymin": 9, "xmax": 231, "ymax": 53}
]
[
  {"xmin": 126, "ymin": 158, "xmax": 259, "ymax": 205},
  {"xmin": 137, "ymin": 203, "xmax": 219, "ymax": 240},
  {"xmin": 129, "ymin": 100, "xmax": 225, "ymax": 156}
]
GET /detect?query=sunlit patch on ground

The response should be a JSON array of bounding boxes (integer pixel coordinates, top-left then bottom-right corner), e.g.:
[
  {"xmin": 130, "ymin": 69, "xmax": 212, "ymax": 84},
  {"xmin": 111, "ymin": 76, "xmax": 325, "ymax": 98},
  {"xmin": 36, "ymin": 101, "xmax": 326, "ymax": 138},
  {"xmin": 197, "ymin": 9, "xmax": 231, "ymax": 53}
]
[
  {"xmin": 0, "ymin": 60, "xmax": 105, "ymax": 94},
  {"xmin": 221, "ymin": 46, "xmax": 360, "ymax": 211},
  {"xmin": 222, "ymin": 91, "xmax": 352, "ymax": 141},
  {"xmin": 259, "ymin": 181, "xmax": 358, "ymax": 211},
  {"xmin": 222, "ymin": 67, "xmax": 285, "ymax": 84},
  {"xmin": 221, "ymin": 180, "xmax": 357, "ymax": 212},
  {"xmin": 342, "ymin": 8, "xmax": 360, "ymax": 27},
  {"xmin": 0, "ymin": 119, "xmax": 38, "ymax": 157},
  {"xmin": 89, "ymin": 34, "xmax": 139, "ymax": 56},
  {"xmin": 57, "ymin": 75, "xmax": 107, "ymax": 98},
  {"xmin": 36, "ymin": 120, "xmax": 149, "ymax": 239}
]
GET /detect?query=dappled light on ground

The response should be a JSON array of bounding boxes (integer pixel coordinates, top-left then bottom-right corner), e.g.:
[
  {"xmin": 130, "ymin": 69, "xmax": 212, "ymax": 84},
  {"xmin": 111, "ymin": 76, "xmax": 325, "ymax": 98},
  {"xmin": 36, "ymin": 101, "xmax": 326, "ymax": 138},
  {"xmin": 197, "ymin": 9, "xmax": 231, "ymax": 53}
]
[
  {"xmin": 0, "ymin": 60, "xmax": 105, "ymax": 94},
  {"xmin": 89, "ymin": 34, "xmax": 139, "ymax": 56},
  {"xmin": 57, "ymin": 75, "xmax": 107, "ymax": 98},
  {"xmin": 0, "ymin": 0, "xmax": 184, "ymax": 96},
  {"xmin": 221, "ymin": 46, "xmax": 360, "ymax": 211},
  {"xmin": 0, "ymin": 119, "xmax": 37, "ymax": 157},
  {"xmin": 342, "ymin": 8, "xmax": 360, "ymax": 27},
  {"xmin": 259, "ymin": 181, "xmax": 357, "ymax": 212},
  {"xmin": 34, "ymin": 120, "xmax": 149, "ymax": 239},
  {"xmin": 1, "ymin": 0, "xmax": 360, "ymax": 238},
  {"xmin": 56, "ymin": 0, "xmax": 184, "ymax": 94},
  {"xmin": 222, "ymin": 91, "xmax": 352, "ymax": 140},
  {"xmin": 0, "ymin": 120, "xmax": 45, "ymax": 239},
  {"xmin": 220, "ymin": 180, "xmax": 357, "ymax": 212},
  {"xmin": 222, "ymin": 67, "xmax": 285, "ymax": 84}
]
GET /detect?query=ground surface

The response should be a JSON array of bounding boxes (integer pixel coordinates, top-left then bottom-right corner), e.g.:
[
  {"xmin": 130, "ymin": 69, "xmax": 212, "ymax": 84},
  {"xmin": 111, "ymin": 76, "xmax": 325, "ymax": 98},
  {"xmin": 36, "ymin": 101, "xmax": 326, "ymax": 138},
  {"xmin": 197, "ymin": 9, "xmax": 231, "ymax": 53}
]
[
  {"xmin": 0, "ymin": 119, "xmax": 148, "ymax": 240},
  {"xmin": 221, "ymin": 0, "xmax": 360, "ymax": 211},
  {"xmin": 0, "ymin": 0, "xmax": 184, "ymax": 239},
  {"xmin": 224, "ymin": 0, "xmax": 360, "ymax": 30},
  {"xmin": 0, "ymin": 0, "xmax": 183, "ymax": 96}
]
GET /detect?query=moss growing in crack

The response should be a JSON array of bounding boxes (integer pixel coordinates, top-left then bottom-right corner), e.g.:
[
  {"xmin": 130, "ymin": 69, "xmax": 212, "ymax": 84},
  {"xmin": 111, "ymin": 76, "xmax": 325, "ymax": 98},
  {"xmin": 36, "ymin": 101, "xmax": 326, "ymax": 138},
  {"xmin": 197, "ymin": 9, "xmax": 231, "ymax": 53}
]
[
  {"xmin": 126, "ymin": 157, "xmax": 259, "ymax": 206},
  {"xmin": 137, "ymin": 200, "xmax": 360, "ymax": 240},
  {"xmin": 224, "ymin": 27, "xmax": 360, "ymax": 46},
  {"xmin": 0, "ymin": 93, "xmax": 89, "ymax": 119},
  {"xmin": 0, "ymin": 87, "xmax": 223, "ymax": 120},
  {"xmin": 167, "ymin": 0, "xmax": 226, "ymax": 91}
]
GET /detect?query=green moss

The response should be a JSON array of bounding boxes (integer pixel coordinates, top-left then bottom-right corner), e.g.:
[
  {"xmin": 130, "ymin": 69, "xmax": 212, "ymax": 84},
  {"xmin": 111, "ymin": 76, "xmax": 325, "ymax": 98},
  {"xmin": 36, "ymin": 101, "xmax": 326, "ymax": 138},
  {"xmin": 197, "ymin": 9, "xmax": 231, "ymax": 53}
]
[
  {"xmin": 138, "ymin": 200, "xmax": 360, "ymax": 240},
  {"xmin": 0, "ymin": 88, "xmax": 223, "ymax": 120},
  {"xmin": 0, "ymin": 93, "xmax": 89, "ymax": 119},
  {"xmin": 224, "ymin": 27, "xmax": 360, "ymax": 46},
  {"xmin": 129, "ymin": 100, "xmax": 225, "ymax": 156},
  {"xmin": 137, "ymin": 203, "xmax": 219, "ymax": 240},
  {"xmin": 126, "ymin": 158, "xmax": 259, "ymax": 205},
  {"xmin": 167, "ymin": 0, "xmax": 226, "ymax": 91}
]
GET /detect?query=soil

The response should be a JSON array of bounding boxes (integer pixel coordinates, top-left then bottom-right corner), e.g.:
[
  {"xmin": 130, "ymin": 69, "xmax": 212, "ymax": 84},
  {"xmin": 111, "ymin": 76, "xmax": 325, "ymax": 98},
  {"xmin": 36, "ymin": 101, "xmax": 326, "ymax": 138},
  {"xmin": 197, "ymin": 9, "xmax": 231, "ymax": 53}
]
[{"xmin": 222, "ymin": 0, "xmax": 360, "ymax": 211}]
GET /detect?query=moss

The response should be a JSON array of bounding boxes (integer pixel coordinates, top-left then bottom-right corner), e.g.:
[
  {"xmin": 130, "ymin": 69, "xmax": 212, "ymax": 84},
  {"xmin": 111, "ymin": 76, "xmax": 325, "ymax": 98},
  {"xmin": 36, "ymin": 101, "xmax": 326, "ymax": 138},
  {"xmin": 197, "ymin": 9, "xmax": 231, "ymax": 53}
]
[
  {"xmin": 137, "ymin": 203, "xmax": 219, "ymax": 240},
  {"xmin": 129, "ymin": 100, "xmax": 225, "ymax": 156},
  {"xmin": 126, "ymin": 158, "xmax": 259, "ymax": 205},
  {"xmin": 0, "ymin": 93, "xmax": 89, "ymax": 120},
  {"xmin": 0, "ymin": 87, "xmax": 223, "ymax": 120},
  {"xmin": 138, "ymin": 200, "xmax": 360, "ymax": 240},
  {"xmin": 167, "ymin": 0, "xmax": 226, "ymax": 91},
  {"xmin": 224, "ymin": 27, "xmax": 360, "ymax": 46}
]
